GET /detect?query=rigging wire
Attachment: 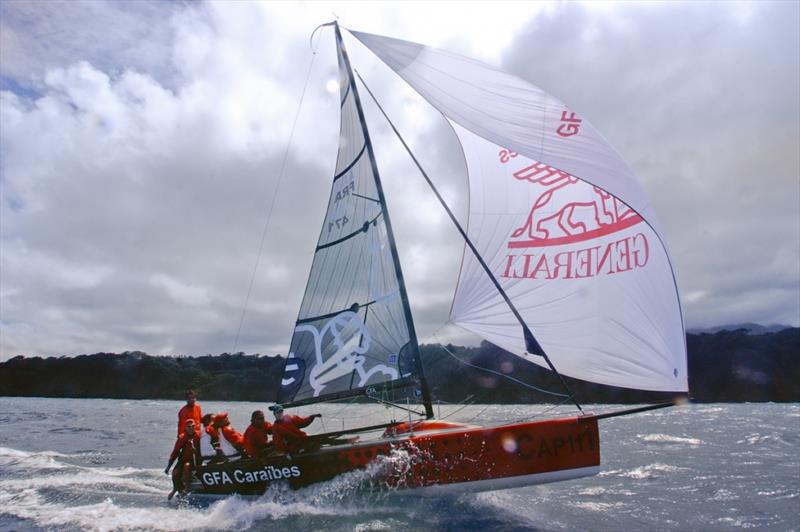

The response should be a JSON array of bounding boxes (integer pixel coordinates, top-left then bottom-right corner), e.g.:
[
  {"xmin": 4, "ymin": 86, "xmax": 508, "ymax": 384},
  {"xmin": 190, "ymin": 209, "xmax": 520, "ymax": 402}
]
[
  {"xmin": 317, "ymin": 395, "xmax": 359, "ymax": 432},
  {"xmin": 485, "ymin": 398, "xmax": 573, "ymax": 426},
  {"xmin": 415, "ymin": 324, "xmax": 572, "ymax": 423},
  {"xmin": 231, "ymin": 29, "xmax": 324, "ymax": 353},
  {"xmin": 433, "ymin": 331, "xmax": 570, "ymax": 399},
  {"xmin": 437, "ymin": 395, "xmax": 478, "ymax": 421}
]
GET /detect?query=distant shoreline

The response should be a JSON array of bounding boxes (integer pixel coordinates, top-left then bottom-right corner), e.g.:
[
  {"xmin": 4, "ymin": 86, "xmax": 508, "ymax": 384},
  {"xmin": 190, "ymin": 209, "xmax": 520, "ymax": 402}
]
[
  {"xmin": 2, "ymin": 328, "xmax": 797, "ymax": 403},
  {"xmin": 1, "ymin": 395, "xmax": 797, "ymax": 404}
]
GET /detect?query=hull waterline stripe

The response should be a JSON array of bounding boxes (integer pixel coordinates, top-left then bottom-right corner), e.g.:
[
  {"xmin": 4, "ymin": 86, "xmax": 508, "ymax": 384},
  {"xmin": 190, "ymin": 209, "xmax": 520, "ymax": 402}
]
[{"xmin": 403, "ymin": 465, "xmax": 601, "ymax": 496}]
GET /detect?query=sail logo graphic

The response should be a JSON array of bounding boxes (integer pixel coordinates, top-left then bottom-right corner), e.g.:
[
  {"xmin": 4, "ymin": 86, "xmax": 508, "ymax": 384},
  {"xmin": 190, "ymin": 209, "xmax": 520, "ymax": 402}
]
[
  {"xmin": 293, "ymin": 311, "xmax": 398, "ymax": 397},
  {"xmin": 509, "ymin": 162, "xmax": 643, "ymax": 247},
  {"xmin": 502, "ymin": 160, "xmax": 649, "ymax": 281},
  {"xmin": 556, "ymin": 110, "xmax": 583, "ymax": 137}
]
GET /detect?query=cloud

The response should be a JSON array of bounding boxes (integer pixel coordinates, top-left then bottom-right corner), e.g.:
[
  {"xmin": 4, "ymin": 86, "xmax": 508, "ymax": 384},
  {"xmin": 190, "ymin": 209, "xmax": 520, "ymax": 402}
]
[
  {"xmin": 0, "ymin": 0, "xmax": 179, "ymax": 92},
  {"xmin": 502, "ymin": 1, "xmax": 800, "ymax": 329},
  {"xmin": 149, "ymin": 273, "xmax": 210, "ymax": 306},
  {"xmin": 1, "ymin": 1, "xmax": 797, "ymax": 361}
]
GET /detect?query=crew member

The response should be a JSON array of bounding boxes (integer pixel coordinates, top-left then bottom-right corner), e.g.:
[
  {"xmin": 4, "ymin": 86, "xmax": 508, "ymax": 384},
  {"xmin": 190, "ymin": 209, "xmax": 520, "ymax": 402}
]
[
  {"xmin": 177, "ymin": 389, "xmax": 202, "ymax": 437},
  {"xmin": 208, "ymin": 412, "xmax": 244, "ymax": 457},
  {"xmin": 165, "ymin": 419, "xmax": 201, "ymax": 500},
  {"xmin": 270, "ymin": 405, "xmax": 321, "ymax": 455},
  {"xmin": 243, "ymin": 410, "xmax": 273, "ymax": 458},
  {"xmin": 199, "ymin": 413, "xmax": 222, "ymax": 462}
]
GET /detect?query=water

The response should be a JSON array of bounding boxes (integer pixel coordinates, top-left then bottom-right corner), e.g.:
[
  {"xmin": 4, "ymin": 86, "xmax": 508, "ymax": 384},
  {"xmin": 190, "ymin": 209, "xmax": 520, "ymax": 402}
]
[{"xmin": 0, "ymin": 398, "xmax": 797, "ymax": 531}]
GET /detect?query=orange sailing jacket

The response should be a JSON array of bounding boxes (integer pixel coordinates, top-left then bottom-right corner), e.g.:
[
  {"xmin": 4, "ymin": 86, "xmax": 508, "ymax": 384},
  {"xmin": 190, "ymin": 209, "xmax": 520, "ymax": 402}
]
[
  {"xmin": 243, "ymin": 422, "xmax": 273, "ymax": 457},
  {"xmin": 272, "ymin": 415, "xmax": 314, "ymax": 453},
  {"xmin": 177, "ymin": 403, "xmax": 202, "ymax": 436},
  {"xmin": 222, "ymin": 425, "xmax": 244, "ymax": 448},
  {"xmin": 168, "ymin": 431, "xmax": 201, "ymax": 468},
  {"xmin": 207, "ymin": 424, "xmax": 244, "ymax": 451}
]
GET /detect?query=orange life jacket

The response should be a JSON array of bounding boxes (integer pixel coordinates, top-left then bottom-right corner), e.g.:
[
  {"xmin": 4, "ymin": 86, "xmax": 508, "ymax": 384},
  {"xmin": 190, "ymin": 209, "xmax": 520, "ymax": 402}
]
[
  {"xmin": 272, "ymin": 415, "xmax": 313, "ymax": 453},
  {"xmin": 221, "ymin": 425, "xmax": 244, "ymax": 448}
]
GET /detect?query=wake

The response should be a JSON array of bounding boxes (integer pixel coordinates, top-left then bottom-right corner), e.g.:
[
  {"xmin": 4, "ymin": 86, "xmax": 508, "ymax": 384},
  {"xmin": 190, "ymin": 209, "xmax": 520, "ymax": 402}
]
[{"xmin": 0, "ymin": 446, "xmax": 413, "ymax": 532}]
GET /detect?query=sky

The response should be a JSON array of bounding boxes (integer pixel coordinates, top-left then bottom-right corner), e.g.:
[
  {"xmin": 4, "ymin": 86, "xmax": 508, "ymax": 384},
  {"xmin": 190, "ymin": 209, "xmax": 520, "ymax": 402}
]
[{"xmin": 1, "ymin": 0, "xmax": 798, "ymax": 360}]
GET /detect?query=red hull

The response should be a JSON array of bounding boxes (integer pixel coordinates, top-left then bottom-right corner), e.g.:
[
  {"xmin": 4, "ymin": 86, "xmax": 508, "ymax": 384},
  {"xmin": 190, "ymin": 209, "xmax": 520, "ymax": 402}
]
[{"xmin": 193, "ymin": 415, "xmax": 600, "ymax": 496}]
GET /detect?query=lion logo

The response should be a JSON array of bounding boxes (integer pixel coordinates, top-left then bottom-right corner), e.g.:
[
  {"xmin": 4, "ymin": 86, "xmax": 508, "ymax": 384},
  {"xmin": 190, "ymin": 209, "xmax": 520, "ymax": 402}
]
[{"xmin": 510, "ymin": 161, "xmax": 641, "ymax": 247}]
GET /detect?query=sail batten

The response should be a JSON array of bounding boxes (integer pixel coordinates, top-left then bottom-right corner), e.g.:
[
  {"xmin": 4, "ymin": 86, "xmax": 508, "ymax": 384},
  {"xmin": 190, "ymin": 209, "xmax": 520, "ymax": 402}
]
[
  {"xmin": 316, "ymin": 214, "xmax": 382, "ymax": 251},
  {"xmin": 280, "ymin": 376, "xmax": 420, "ymax": 410},
  {"xmin": 333, "ymin": 143, "xmax": 367, "ymax": 180},
  {"xmin": 296, "ymin": 299, "xmax": 380, "ymax": 325}
]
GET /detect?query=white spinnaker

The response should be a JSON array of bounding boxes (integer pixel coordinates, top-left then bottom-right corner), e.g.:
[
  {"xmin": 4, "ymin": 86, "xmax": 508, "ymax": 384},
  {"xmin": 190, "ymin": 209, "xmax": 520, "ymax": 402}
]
[
  {"xmin": 352, "ymin": 30, "xmax": 687, "ymax": 392},
  {"xmin": 450, "ymin": 124, "xmax": 686, "ymax": 392},
  {"xmin": 351, "ymin": 30, "xmax": 662, "ymax": 234}
]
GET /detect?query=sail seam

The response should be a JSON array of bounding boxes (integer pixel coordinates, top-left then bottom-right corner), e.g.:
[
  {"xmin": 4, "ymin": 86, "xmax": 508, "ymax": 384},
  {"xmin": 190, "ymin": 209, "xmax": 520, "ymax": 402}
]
[
  {"xmin": 333, "ymin": 143, "xmax": 367, "ymax": 181},
  {"xmin": 296, "ymin": 299, "xmax": 378, "ymax": 325},
  {"xmin": 316, "ymin": 212, "xmax": 382, "ymax": 251},
  {"xmin": 281, "ymin": 376, "xmax": 419, "ymax": 409}
]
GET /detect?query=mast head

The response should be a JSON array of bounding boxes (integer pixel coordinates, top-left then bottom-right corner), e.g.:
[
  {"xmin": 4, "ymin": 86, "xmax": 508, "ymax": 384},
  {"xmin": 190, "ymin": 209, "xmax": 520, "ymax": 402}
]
[{"xmin": 310, "ymin": 21, "xmax": 338, "ymax": 52}]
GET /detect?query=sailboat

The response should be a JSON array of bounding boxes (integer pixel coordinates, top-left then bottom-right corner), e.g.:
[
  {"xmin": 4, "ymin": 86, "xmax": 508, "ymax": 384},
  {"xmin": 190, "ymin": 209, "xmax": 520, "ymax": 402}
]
[{"xmin": 189, "ymin": 22, "xmax": 687, "ymax": 497}]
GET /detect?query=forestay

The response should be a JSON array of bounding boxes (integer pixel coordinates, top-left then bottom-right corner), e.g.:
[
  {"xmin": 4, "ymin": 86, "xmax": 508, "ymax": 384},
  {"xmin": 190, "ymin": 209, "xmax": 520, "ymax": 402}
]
[
  {"xmin": 352, "ymin": 30, "xmax": 687, "ymax": 392},
  {"xmin": 277, "ymin": 27, "xmax": 425, "ymax": 407}
]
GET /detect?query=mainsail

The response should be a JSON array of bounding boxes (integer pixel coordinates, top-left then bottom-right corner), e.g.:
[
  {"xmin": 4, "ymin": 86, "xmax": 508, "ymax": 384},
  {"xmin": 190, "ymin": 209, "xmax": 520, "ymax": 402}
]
[
  {"xmin": 277, "ymin": 25, "xmax": 432, "ymax": 414},
  {"xmin": 352, "ymin": 30, "xmax": 687, "ymax": 393}
]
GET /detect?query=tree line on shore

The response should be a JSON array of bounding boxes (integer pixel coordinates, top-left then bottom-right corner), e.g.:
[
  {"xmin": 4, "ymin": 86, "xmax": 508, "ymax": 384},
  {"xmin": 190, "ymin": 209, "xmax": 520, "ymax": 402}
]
[{"xmin": 1, "ymin": 328, "xmax": 797, "ymax": 402}]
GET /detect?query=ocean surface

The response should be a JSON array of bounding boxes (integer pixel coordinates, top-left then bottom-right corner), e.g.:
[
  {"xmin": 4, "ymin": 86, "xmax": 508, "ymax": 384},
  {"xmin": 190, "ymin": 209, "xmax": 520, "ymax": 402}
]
[{"xmin": 0, "ymin": 398, "xmax": 797, "ymax": 531}]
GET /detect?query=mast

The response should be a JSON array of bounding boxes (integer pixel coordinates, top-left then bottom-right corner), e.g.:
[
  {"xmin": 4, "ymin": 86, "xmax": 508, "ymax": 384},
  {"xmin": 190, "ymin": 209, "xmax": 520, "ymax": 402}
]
[
  {"xmin": 333, "ymin": 22, "xmax": 434, "ymax": 419},
  {"xmin": 276, "ymin": 23, "xmax": 434, "ymax": 418}
]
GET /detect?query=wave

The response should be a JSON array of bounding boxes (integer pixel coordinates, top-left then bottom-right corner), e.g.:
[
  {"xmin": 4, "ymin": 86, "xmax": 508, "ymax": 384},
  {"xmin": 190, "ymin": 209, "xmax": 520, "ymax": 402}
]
[
  {"xmin": 0, "ymin": 489, "xmax": 381, "ymax": 532},
  {"xmin": 0, "ymin": 446, "xmax": 111, "ymax": 464},
  {"xmin": 600, "ymin": 463, "xmax": 686, "ymax": 480},
  {"xmin": 0, "ymin": 445, "xmax": 411, "ymax": 531},
  {"xmin": 709, "ymin": 488, "xmax": 739, "ymax": 501},
  {"xmin": 571, "ymin": 501, "xmax": 624, "ymax": 512},
  {"xmin": 0, "ymin": 446, "xmax": 72, "ymax": 470},
  {"xmin": 639, "ymin": 434, "xmax": 703, "ymax": 446},
  {"xmin": 756, "ymin": 489, "xmax": 799, "ymax": 500},
  {"xmin": 0, "ymin": 444, "xmax": 542, "ymax": 531},
  {"xmin": 0, "ymin": 447, "xmax": 150, "ymax": 477},
  {"xmin": 577, "ymin": 486, "xmax": 635, "ymax": 497}
]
